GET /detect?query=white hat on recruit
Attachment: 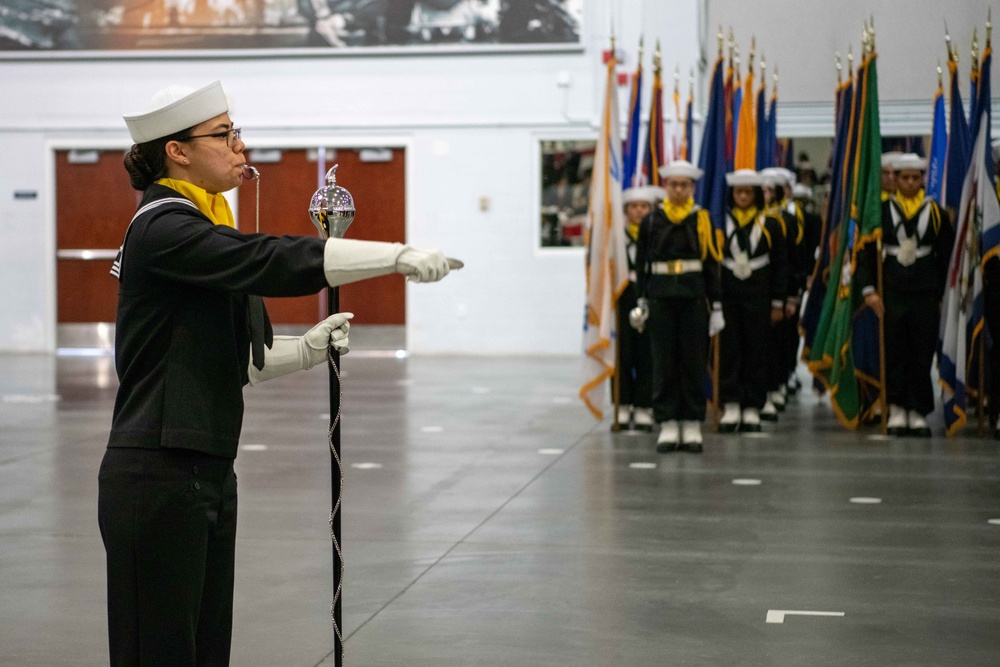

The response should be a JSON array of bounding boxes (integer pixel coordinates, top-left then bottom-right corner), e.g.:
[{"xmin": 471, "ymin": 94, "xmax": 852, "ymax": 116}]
[
  {"xmin": 792, "ymin": 183, "xmax": 812, "ymax": 199},
  {"xmin": 892, "ymin": 153, "xmax": 928, "ymax": 172},
  {"xmin": 123, "ymin": 81, "xmax": 229, "ymax": 144},
  {"xmin": 726, "ymin": 169, "xmax": 763, "ymax": 187},
  {"xmin": 658, "ymin": 160, "xmax": 704, "ymax": 181},
  {"xmin": 623, "ymin": 185, "xmax": 667, "ymax": 204},
  {"xmin": 881, "ymin": 151, "xmax": 903, "ymax": 169}
]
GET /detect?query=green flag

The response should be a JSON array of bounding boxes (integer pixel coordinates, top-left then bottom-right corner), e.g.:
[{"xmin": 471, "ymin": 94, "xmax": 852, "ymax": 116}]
[{"xmin": 808, "ymin": 48, "xmax": 882, "ymax": 429}]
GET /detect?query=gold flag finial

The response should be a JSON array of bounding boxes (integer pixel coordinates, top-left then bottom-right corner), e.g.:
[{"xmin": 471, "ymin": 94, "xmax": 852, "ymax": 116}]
[
  {"xmin": 973, "ymin": 27, "xmax": 980, "ymax": 72},
  {"xmin": 689, "ymin": 67, "xmax": 695, "ymax": 96},
  {"xmin": 988, "ymin": 8, "xmax": 993, "ymax": 47},
  {"xmin": 847, "ymin": 44, "xmax": 854, "ymax": 69},
  {"xmin": 637, "ymin": 34, "xmax": 643, "ymax": 65},
  {"xmin": 862, "ymin": 22, "xmax": 870, "ymax": 54},
  {"xmin": 869, "ymin": 15, "xmax": 876, "ymax": 50},
  {"xmin": 836, "ymin": 52, "xmax": 842, "ymax": 83},
  {"xmin": 748, "ymin": 36, "xmax": 756, "ymax": 70},
  {"xmin": 653, "ymin": 39, "xmax": 662, "ymax": 74},
  {"xmin": 734, "ymin": 44, "xmax": 741, "ymax": 76},
  {"xmin": 937, "ymin": 61, "xmax": 943, "ymax": 88},
  {"xmin": 760, "ymin": 51, "xmax": 766, "ymax": 75},
  {"xmin": 674, "ymin": 65, "xmax": 680, "ymax": 93},
  {"xmin": 718, "ymin": 25, "xmax": 724, "ymax": 57}
]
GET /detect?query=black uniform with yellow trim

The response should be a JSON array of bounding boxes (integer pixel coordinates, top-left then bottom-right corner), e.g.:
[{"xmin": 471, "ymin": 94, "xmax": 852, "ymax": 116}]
[
  {"xmin": 719, "ymin": 206, "xmax": 789, "ymax": 410},
  {"xmin": 100, "ymin": 182, "xmax": 329, "ymax": 665},
  {"xmin": 856, "ymin": 191, "xmax": 953, "ymax": 417},
  {"xmin": 635, "ymin": 201, "xmax": 721, "ymax": 423},
  {"xmin": 614, "ymin": 222, "xmax": 652, "ymax": 411},
  {"xmin": 776, "ymin": 200, "xmax": 808, "ymax": 389}
]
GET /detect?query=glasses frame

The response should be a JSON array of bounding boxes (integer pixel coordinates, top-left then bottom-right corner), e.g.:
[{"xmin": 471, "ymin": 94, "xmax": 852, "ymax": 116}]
[{"xmin": 177, "ymin": 127, "xmax": 242, "ymax": 147}]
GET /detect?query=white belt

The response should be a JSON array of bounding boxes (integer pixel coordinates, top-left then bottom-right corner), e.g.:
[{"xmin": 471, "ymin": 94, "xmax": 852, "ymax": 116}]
[
  {"xmin": 722, "ymin": 255, "xmax": 771, "ymax": 273},
  {"xmin": 884, "ymin": 246, "xmax": 932, "ymax": 259},
  {"xmin": 649, "ymin": 259, "xmax": 703, "ymax": 275}
]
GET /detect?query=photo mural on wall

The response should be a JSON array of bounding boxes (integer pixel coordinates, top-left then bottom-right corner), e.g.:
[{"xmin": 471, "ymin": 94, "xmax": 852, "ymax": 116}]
[{"xmin": 0, "ymin": 0, "xmax": 581, "ymax": 54}]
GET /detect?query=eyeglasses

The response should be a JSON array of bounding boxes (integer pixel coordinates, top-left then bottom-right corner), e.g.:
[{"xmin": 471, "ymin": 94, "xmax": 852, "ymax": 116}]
[{"xmin": 178, "ymin": 127, "xmax": 242, "ymax": 147}]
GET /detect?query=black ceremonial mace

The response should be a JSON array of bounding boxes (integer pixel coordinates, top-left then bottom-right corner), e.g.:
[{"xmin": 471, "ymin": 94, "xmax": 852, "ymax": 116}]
[{"xmin": 309, "ymin": 165, "xmax": 354, "ymax": 667}]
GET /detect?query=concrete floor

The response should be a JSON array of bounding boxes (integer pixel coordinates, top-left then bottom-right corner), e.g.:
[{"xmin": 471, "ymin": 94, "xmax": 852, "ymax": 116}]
[{"xmin": 2, "ymin": 349, "xmax": 999, "ymax": 666}]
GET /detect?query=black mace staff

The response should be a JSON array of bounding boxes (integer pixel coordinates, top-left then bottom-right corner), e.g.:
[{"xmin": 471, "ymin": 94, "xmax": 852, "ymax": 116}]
[{"xmin": 309, "ymin": 165, "xmax": 355, "ymax": 667}]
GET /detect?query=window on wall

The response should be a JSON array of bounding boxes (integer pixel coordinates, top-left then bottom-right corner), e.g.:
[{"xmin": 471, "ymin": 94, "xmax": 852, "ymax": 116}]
[{"xmin": 540, "ymin": 139, "xmax": 595, "ymax": 248}]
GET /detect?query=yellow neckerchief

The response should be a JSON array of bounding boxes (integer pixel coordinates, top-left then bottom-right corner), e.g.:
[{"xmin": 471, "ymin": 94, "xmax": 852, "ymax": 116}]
[
  {"xmin": 663, "ymin": 197, "xmax": 695, "ymax": 224},
  {"xmin": 894, "ymin": 189, "xmax": 927, "ymax": 220},
  {"xmin": 731, "ymin": 206, "xmax": 758, "ymax": 227},
  {"xmin": 157, "ymin": 178, "xmax": 236, "ymax": 228},
  {"xmin": 626, "ymin": 221, "xmax": 640, "ymax": 240},
  {"xmin": 881, "ymin": 190, "xmax": 890, "ymax": 202}
]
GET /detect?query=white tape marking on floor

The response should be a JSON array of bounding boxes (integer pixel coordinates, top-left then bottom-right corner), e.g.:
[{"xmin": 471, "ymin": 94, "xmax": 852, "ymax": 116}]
[
  {"xmin": 241, "ymin": 444, "xmax": 268, "ymax": 451},
  {"xmin": 766, "ymin": 610, "xmax": 845, "ymax": 624},
  {"xmin": 742, "ymin": 432, "xmax": 769, "ymax": 439},
  {"xmin": 538, "ymin": 448, "xmax": 564, "ymax": 455},
  {"xmin": 3, "ymin": 394, "xmax": 61, "ymax": 403},
  {"xmin": 866, "ymin": 434, "xmax": 891, "ymax": 441},
  {"xmin": 351, "ymin": 462, "xmax": 383, "ymax": 470},
  {"xmin": 629, "ymin": 462, "xmax": 657, "ymax": 469},
  {"xmin": 988, "ymin": 519, "xmax": 1000, "ymax": 526},
  {"xmin": 732, "ymin": 478, "xmax": 762, "ymax": 486},
  {"xmin": 850, "ymin": 497, "xmax": 882, "ymax": 504}
]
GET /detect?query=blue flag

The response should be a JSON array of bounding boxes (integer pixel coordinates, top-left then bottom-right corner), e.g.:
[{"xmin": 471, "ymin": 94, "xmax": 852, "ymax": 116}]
[
  {"xmin": 696, "ymin": 56, "xmax": 728, "ymax": 235},
  {"xmin": 622, "ymin": 59, "xmax": 643, "ymax": 189},
  {"xmin": 944, "ymin": 59, "xmax": 972, "ymax": 215},
  {"xmin": 927, "ymin": 85, "xmax": 947, "ymax": 205}
]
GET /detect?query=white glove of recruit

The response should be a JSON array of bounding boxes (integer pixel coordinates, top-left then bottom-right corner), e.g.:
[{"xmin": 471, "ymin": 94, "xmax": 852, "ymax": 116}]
[
  {"xmin": 628, "ymin": 297, "xmax": 650, "ymax": 333},
  {"xmin": 323, "ymin": 238, "xmax": 459, "ymax": 286},
  {"xmin": 247, "ymin": 313, "xmax": 352, "ymax": 386},
  {"xmin": 708, "ymin": 304, "xmax": 725, "ymax": 337}
]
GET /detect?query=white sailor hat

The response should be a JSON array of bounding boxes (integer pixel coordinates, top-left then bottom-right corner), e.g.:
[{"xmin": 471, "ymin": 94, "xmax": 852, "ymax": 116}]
[
  {"xmin": 760, "ymin": 167, "xmax": 795, "ymax": 187},
  {"xmin": 881, "ymin": 151, "xmax": 903, "ymax": 169},
  {"xmin": 792, "ymin": 183, "xmax": 812, "ymax": 199},
  {"xmin": 726, "ymin": 169, "xmax": 763, "ymax": 187},
  {"xmin": 124, "ymin": 81, "xmax": 229, "ymax": 144},
  {"xmin": 658, "ymin": 160, "xmax": 704, "ymax": 181},
  {"xmin": 991, "ymin": 138, "xmax": 1000, "ymax": 163},
  {"xmin": 623, "ymin": 185, "xmax": 667, "ymax": 204},
  {"xmin": 892, "ymin": 153, "xmax": 928, "ymax": 172}
]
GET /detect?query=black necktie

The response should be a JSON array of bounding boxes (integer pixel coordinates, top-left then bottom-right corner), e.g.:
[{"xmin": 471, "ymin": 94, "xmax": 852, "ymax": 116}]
[{"xmin": 248, "ymin": 296, "xmax": 272, "ymax": 371}]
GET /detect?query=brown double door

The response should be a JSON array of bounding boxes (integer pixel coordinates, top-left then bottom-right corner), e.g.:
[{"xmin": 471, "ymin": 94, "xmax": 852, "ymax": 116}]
[{"xmin": 55, "ymin": 147, "xmax": 406, "ymax": 328}]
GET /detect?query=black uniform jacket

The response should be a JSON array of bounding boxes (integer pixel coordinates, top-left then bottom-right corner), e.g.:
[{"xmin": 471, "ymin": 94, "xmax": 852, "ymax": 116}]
[
  {"xmin": 856, "ymin": 196, "xmax": 954, "ymax": 299},
  {"xmin": 635, "ymin": 206, "xmax": 721, "ymax": 303},
  {"xmin": 720, "ymin": 209, "xmax": 788, "ymax": 303},
  {"xmin": 108, "ymin": 184, "xmax": 329, "ymax": 458}
]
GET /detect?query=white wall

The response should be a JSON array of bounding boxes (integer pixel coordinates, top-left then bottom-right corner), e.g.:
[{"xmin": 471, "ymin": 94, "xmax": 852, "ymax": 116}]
[
  {"xmin": 0, "ymin": 0, "xmax": 703, "ymax": 355},
  {"xmin": 705, "ymin": 0, "xmax": 998, "ymax": 136}
]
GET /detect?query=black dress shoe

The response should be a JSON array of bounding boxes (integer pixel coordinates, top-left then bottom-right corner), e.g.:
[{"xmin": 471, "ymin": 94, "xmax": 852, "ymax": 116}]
[
  {"xmin": 908, "ymin": 426, "xmax": 931, "ymax": 438},
  {"xmin": 656, "ymin": 441, "xmax": 678, "ymax": 453},
  {"xmin": 685, "ymin": 442, "xmax": 703, "ymax": 453}
]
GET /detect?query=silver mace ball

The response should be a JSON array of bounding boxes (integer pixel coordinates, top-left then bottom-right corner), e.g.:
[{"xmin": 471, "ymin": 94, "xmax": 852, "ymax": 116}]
[{"xmin": 309, "ymin": 164, "xmax": 355, "ymax": 240}]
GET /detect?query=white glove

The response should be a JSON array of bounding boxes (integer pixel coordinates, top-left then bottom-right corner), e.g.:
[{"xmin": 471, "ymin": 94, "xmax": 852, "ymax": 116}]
[
  {"xmin": 323, "ymin": 238, "xmax": 457, "ymax": 286},
  {"xmin": 629, "ymin": 298, "xmax": 650, "ymax": 333},
  {"xmin": 247, "ymin": 313, "xmax": 352, "ymax": 386},
  {"xmin": 302, "ymin": 312, "xmax": 352, "ymax": 366},
  {"xmin": 396, "ymin": 247, "xmax": 450, "ymax": 283},
  {"xmin": 708, "ymin": 306, "xmax": 725, "ymax": 337}
]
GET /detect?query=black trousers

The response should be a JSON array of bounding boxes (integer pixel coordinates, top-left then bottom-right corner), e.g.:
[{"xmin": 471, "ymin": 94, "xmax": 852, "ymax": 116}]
[
  {"xmin": 647, "ymin": 296, "xmax": 708, "ymax": 421},
  {"xmin": 884, "ymin": 290, "xmax": 938, "ymax": 416},
  {"xmin": 767, "ymin": 313, "xmax": 795, "ymax": 392},
  {"xmin": 720, "ymin": 297, "xmax": 770, "ymax": 409},
  {"xmin": 613, "ymin": 284, "xmax": 652, "ymax": 408},
  {"xmin": 98, "ymin": 447, "xmax": 238, "ymax": 667}
]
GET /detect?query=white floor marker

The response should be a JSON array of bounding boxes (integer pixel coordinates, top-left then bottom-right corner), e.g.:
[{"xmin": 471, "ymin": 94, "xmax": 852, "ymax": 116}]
[
  {"xmin": 988, "ymin": 519, "xmax": 1000, "ymax": 526},
  {"xmin": 241, "ymin": 444, "xmax": 268, "ymax": 451},
  {"xmin": 629, "ymin": 462, "xmax": 657, "ymax": 469},
  {"xmin": 766, "ymin": 610, "xmax": 845, "ymax": 624},
  {"xmin": 538, "ymin": 448, "xmax": 564, "ymax": 455},
  {"xmin": 850, "ymin": 497, "xmax": 882, "ymax": 504},
  {"xmin": 732, "ymin": 478, "xmax": 762, "ymax": 486},
  {"xmin": 351, "ymin": 462, "xmax": 383, "ymax": 470}
]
